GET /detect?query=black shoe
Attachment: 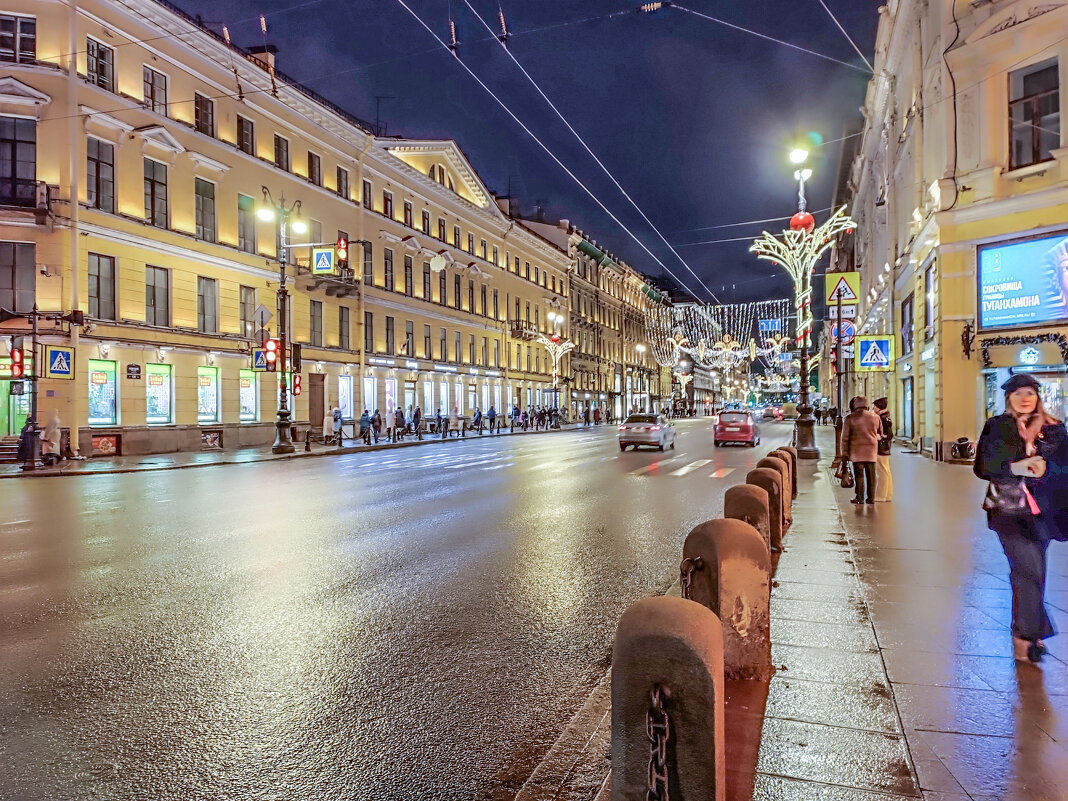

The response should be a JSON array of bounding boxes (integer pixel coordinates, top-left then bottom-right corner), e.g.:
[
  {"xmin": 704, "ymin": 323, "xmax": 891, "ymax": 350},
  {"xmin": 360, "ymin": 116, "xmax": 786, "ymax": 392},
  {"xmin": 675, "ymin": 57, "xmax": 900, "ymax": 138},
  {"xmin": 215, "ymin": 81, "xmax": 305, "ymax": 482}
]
[
  {"xmin": 851, "ymin": 498, "xmax": 864, "ymax": 505},
  {"xmin": 1028, "ymin": 641, "xmax": 1045, "ymax": 663},
  {"xmin": 866, "ymin": 500, "xmax": 875, "ymax": 504}
]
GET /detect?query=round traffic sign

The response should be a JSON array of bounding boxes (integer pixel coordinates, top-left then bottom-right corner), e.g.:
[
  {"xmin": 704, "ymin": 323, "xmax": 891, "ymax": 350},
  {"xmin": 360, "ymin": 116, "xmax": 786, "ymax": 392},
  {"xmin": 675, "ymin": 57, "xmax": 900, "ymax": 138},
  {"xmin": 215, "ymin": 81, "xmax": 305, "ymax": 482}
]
[{"xmin": 831, "ymin": 320, "xmax": 856, "ymax": 346}]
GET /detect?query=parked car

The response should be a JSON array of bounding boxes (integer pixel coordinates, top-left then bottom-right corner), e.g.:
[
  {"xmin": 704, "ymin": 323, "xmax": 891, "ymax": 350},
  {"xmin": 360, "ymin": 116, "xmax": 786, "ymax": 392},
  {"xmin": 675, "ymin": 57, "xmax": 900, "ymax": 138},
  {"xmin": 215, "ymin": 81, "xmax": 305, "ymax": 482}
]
[
  {"xmin": 714, "ymin": 411, "xmax": 760, "ymax": 447},
  {"xmin": 618, "ymin": 414, "xmax": 676, "ymax": 451}
]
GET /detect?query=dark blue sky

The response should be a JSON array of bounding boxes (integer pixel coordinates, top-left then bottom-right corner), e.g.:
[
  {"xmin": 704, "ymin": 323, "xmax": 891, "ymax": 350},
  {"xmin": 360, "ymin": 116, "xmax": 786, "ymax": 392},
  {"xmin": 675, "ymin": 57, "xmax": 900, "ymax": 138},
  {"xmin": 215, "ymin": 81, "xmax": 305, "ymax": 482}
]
[{"xmin": 183, "ymin": 0, "xmax": 878, "ymax": 303}]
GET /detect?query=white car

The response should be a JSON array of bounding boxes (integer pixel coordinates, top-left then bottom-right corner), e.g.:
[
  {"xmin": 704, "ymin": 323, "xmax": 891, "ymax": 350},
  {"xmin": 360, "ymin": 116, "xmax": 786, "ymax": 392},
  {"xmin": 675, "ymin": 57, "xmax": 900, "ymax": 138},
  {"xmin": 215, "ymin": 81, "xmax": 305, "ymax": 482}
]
[{"xmin": 618, "ymin": 414, "xmax": 676, "ymax": 451}]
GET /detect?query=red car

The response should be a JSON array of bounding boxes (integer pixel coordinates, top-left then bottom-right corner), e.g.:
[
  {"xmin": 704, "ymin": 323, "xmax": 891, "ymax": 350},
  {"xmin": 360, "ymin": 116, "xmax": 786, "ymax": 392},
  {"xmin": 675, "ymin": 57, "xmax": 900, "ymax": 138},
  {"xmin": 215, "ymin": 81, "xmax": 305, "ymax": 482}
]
[{"xmin": 714, "ymin": 411, "xmax": 761, "ymax": 447}]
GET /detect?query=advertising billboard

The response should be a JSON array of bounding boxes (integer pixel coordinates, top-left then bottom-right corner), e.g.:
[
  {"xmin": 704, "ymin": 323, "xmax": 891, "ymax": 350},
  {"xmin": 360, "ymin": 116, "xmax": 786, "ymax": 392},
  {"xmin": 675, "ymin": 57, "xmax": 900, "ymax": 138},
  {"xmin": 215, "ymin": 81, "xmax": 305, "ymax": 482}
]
[{"xmin": 978, "ymin": 231, "xmax": 1068, "ymax": 329}]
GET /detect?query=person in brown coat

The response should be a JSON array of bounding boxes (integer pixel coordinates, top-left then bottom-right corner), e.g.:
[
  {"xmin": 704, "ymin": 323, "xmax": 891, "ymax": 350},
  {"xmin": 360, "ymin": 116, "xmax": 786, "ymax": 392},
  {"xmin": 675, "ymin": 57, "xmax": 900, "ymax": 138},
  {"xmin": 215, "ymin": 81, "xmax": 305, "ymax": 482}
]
[{"xmin": 841, "ymin": 395, "xmax": 881, "ymax": 504}]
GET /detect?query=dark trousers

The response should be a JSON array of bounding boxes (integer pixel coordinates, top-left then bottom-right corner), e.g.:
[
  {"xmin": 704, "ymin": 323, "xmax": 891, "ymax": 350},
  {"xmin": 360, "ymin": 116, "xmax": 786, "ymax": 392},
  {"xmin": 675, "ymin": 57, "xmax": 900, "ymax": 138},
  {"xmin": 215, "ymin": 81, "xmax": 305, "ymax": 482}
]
[
  {"xmin": 995, "ymin": 516, "xmax": 1055, "ymax": 642},
  {"xmin": 853, "ymin": 461, "xmax": 876, "ymax": 502}
]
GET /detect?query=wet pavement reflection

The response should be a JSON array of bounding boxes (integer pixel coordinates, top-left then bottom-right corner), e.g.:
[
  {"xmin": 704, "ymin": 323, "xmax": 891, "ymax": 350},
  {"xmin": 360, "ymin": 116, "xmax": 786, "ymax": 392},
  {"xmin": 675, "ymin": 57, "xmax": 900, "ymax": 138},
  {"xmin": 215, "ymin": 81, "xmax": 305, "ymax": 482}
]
[{"xmin": 0, "ymin": 419, "xmax": 789, "ymax": 800}]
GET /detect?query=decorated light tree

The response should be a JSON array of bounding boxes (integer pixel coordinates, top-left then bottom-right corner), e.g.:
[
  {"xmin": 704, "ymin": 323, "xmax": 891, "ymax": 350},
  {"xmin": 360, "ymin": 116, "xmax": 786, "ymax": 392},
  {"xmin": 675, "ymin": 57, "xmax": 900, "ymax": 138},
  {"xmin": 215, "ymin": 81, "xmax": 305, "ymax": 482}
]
[
  {"xmin": 750, "ymin": 190, "xmax": 855, "ymax": 458},
  {"xmin": 535, "ymin": 332, "xmax": 575, "ymax": 402}
]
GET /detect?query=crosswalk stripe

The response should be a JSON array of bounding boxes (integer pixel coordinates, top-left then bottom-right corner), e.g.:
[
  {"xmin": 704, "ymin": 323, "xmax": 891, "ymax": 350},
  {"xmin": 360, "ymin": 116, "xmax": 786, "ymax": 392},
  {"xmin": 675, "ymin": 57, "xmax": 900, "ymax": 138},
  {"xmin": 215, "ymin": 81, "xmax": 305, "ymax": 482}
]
[
  {"xmin": 669, "ymin": 459, "xmax": 711, "ymax": 477},
  {"xmin": 709, "ymin": 468, "xmax": 736, "ymax": 479},
  {"xmin": 628, "ymin": 457, "xmax": 681, "ymax": 476}
]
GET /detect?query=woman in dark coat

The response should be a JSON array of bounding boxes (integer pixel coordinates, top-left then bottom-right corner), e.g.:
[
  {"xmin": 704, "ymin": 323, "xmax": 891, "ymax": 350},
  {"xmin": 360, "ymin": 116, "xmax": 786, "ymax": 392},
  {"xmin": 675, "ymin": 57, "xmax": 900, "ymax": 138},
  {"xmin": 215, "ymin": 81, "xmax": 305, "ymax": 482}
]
[{"xmin": 974, "ymin": 374, "xmax": 1068, "ymax": 663}]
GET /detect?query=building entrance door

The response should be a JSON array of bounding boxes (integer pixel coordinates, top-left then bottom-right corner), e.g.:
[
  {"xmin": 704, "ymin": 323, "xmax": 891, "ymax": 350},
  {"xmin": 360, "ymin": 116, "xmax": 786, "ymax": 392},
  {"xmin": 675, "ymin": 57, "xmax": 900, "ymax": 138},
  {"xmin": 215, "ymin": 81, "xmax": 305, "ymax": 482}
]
[
  {"xmin": 308, "ymin": 373, "xmax": 325, "ymax": 430},
  {"xmin": 901, "ymin": 377, "xmax": 914, "ymax": 439}
]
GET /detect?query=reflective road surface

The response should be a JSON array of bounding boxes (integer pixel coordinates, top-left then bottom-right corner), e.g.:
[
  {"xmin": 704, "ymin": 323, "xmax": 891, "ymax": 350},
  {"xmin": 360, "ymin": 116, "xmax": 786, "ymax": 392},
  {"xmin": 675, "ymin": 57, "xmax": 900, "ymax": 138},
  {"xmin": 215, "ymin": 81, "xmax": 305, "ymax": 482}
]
[{"xmin": 0, "ymin": 418, "xmax": 794, "ymax": 800}]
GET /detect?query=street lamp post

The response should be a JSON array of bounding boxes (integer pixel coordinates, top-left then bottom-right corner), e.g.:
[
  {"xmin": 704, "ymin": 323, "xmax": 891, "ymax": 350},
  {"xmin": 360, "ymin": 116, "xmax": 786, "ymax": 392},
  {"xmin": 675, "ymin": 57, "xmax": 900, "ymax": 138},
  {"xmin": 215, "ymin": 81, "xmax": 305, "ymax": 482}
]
[
  {"xmin": 635, "ymin": 343, "xmax": 647, "ymax": 412},
  {"xmin": 258, "ymin": 187, "xmax": 308, "ymax": 454},
  {"xmin": 750, "ymin": 148, "xmax": 856, "ymax": 459}
]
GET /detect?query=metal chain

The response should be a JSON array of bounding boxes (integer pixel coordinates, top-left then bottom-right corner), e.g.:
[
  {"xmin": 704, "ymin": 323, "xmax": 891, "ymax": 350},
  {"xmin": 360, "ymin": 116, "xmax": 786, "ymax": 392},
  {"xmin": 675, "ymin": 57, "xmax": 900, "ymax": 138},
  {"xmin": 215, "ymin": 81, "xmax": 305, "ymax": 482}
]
[
  {"xmin": 646, "ymin": 684, "xmax": 671, "ymax": 801},
  {"xmin": 679, "ymin": 556, "xmax": 704, "ymax": 601}
]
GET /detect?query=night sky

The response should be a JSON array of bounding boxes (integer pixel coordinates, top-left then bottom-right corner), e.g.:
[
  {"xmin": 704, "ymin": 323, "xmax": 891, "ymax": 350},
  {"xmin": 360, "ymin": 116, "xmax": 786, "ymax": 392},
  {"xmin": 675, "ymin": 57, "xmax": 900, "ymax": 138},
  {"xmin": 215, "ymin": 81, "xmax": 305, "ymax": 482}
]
[{"xmin": 180, "ymin": 0, "xmax": 879, "ymax": 304}]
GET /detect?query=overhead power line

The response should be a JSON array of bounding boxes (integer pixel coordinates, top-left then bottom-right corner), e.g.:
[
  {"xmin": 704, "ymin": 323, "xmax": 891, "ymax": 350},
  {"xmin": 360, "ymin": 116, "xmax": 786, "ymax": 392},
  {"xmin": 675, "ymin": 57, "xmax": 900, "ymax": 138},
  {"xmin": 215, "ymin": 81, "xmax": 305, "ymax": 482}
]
[
  {"xmin": 671, "ymin": 4, "xmax": 872, "ymax": 74},
  {"xmin": 459, "ymin": 0, "xmax": 720, "ymax": 303},
  {"xmin": 814, "ymin": 0, "xmax": 875, "ymax": 72},
  {"xmin": 391, "ymin": 0, "xmax": 714, "ymax": 303}
]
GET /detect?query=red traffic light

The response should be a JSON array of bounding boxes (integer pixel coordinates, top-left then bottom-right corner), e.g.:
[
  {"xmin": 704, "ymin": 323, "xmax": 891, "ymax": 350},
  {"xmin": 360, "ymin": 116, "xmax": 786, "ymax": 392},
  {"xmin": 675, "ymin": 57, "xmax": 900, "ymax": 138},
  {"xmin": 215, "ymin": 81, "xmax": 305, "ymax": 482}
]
[
  {"xmin": 10, "ymin": 347, "xmax": 24, "ymax": 379},
  {"xmin": 264, "ymin": 338, "xmax": 279, "ymax": 372},
  {"xmin": 335, "ymin": 237, "xmax": 348, "ymax": 263},
  {"xmin": 293, "ymin": 374, "xmax": 302, "ymax": 395}
]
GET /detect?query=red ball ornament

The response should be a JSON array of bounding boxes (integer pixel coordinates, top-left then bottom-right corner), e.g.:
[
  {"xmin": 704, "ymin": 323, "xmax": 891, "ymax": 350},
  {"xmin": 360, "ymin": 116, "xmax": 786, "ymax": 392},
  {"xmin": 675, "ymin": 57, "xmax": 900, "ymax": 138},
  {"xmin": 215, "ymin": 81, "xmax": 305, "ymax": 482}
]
[
  {"xmin": 790, "ymin": 212, "xmax": 815, "ymax": 233},
  {"xmin": 550, "ymin": 334, "xmax": 561, "ymax": 344}
]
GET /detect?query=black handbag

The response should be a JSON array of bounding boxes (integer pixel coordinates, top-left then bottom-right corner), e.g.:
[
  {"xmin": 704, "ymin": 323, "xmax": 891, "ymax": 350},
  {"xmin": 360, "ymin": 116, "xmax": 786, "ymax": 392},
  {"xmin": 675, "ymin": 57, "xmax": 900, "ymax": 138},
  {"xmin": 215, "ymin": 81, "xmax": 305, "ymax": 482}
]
[
  {"xmin": 982, "ymin": 479, "xmax": 1034, "ymax": 516},
  {"xmin": 836, "ymin": 461, "xmax": 855, "ymax": 489}
]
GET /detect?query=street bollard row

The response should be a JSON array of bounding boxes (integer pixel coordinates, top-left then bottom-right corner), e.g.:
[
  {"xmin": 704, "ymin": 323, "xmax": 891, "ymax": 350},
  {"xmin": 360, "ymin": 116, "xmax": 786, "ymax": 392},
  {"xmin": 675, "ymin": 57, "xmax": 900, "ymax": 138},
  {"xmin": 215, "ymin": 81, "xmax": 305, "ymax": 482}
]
[{"xmin": 611, "ymin": 444, "xmax": 797, "ymax": 801}]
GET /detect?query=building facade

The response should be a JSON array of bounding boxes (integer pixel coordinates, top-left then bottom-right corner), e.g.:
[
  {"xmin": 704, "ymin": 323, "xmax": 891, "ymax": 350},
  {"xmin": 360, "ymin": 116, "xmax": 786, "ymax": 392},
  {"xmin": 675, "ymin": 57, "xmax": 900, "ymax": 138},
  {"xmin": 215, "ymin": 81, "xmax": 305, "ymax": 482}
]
[
  {"xmin": 518, "ymin": 217, "xmax": 673, "ymax": 419},
  {"xmin": 1, "ymin": 0, "xmax": 569, "ymax": 455},
  {"xmin": 846, "ymin": 0, "xmax": 1068, "ymax": 457}
]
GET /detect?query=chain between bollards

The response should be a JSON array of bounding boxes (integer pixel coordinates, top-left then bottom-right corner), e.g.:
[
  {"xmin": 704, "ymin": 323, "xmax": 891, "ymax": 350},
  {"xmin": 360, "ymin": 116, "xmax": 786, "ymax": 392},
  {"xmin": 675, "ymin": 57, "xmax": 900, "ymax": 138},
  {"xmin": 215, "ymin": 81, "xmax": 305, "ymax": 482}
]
[
  {"xmin": 646, "ymin": 684, "xmax": 671, "ymax": 801},
  {"xmin": 679, "ymin": 556, "xmax": 704, "ymax": 601}
]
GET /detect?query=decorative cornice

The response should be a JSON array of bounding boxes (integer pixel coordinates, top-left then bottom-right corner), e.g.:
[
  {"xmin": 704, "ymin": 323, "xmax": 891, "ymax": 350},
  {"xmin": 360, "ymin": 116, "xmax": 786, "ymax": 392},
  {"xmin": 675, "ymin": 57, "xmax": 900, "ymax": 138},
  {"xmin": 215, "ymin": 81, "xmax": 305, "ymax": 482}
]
[{"xmin": 965, "ymin": 3, "xmax": 1064, "ymax": 44}]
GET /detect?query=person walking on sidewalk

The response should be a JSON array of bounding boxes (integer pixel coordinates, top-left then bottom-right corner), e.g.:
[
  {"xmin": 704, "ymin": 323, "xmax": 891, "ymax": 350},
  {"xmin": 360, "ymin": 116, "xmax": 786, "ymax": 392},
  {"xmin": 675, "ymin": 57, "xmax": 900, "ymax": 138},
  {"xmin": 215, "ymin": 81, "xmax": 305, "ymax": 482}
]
[
  {"xmin": 438, "ymin": 408, "xmax": 446, "ymax": 440},
  {"xmin": 449, "ymin": 406, "xmax": 461, "ymax": 437},
  {"xmin": 841, "ymin": 395, "xmax": 880, "ymax": 505},
  {"xmin": 393, "ymin": 407, "xmax": 405, "ymax": 442},
  {"xmin": 473, "ymin": 407, "xmax": 483, "ymax": 435},
  {"xmin": 371, "ymin": 409, "xmax": 382, "ymax": 444},
  {"xmin": 359, "ymin": 409, "xmax": 372, "ymax": 445},
  {"xmin": 974, "ymin": 373, "xmax": 1068, "ymax": 663},
  {"xmin": 487, "ymin": 405, "xmax": 496, "ymax": 434},
  {"xmin": 413, "ymin": 406, "xmax": 422, "ymax": 440},
  {"xmin": 41, "ymin": 410, "xmax": 62, "ymax": 466},
  {"xmin": 873, "ymin": 397, "xmax": 894, "ymax": 502}
]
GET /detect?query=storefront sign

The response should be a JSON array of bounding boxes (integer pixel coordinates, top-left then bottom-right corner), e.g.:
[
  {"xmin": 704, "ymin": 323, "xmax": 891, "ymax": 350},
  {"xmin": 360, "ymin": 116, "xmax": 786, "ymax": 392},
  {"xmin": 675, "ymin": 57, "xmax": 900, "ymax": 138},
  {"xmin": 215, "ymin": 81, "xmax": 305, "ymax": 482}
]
[
  {"xmin": 978, "ymin": 231, "xmax": 1068, "ymax": 329},
  {"xmin": 126, "ymin": 364, "xmax": 142, "ymax": 380},
  {"xmin": 368, "ymin": 357, "xmax": 396, "ymax": 367},
  {"xmin": 1019, "ymin": 346, "xmax": 1041, "ymax": 365},
  {"xmin": 148, "ymin": 373, "xmax": 164, "ymax": 386},
  {"xmin": 91, "ymin": 371, "xmax": 108, "ymax": 385},
  {"xmin": 921, "ymin": 346, "xmax": 936, "ymax": 362},
  {"xmin": 91, "ymin": 435, "xmax": 118, "ymax": 456}
]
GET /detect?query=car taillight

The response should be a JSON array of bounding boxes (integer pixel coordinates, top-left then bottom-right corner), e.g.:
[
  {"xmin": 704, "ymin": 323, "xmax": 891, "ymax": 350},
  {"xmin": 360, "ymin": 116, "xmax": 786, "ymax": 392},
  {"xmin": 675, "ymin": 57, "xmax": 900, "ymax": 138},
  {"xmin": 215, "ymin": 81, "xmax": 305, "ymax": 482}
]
[
  {"xmin": 651, "ymin": 425, "xmax": 661, "ymax": 431},
  {"xmin": 619, "ymin": 425, "xmax": 628, "ymax": 430}
]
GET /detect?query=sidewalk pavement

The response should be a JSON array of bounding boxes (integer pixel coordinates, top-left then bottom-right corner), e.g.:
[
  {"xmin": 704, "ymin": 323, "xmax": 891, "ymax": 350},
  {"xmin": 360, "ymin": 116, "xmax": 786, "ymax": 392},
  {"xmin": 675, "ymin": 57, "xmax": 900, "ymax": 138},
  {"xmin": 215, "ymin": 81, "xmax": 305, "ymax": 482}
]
[
  {"xmin": 552, "ymin": 425, "xmax": 1068, "ymax": 801},
  {"xmin": 0, "ymin": 421, "xmax": 585, "ymax": 478}
]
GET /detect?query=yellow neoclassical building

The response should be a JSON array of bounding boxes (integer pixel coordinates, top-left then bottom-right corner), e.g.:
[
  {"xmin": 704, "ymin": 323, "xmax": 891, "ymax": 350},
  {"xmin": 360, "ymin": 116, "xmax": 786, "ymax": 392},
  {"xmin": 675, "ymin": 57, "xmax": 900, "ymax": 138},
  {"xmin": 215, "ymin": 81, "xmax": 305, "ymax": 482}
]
[
  {"xmin": 846, "ymin": 0, "xmax": 1068, "ymax": 457},
  {"xmin": 0, "ymin": 0, "xmax": 571, "ymax": 455}
]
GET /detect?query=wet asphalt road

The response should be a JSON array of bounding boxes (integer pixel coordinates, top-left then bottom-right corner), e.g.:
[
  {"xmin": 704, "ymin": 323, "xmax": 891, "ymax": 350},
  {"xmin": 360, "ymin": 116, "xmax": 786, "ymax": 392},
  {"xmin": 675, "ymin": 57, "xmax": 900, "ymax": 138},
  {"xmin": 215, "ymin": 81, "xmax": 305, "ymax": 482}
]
[{"xmin": 0, "ymin": 417, "xmax": 794, "ymax": 801}]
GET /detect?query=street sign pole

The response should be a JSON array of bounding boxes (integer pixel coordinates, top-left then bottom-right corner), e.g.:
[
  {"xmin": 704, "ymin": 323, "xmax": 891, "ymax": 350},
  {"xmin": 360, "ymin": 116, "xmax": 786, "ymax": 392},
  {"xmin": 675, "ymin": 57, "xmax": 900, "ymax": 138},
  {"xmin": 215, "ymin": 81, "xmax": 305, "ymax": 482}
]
[
  {"xmin": 22, "ymin": 304, "xmax": 39, "ymax": 472},
  {"xmin": 833, "ymin": 287, "xmax": 844, "ymax": 468}
]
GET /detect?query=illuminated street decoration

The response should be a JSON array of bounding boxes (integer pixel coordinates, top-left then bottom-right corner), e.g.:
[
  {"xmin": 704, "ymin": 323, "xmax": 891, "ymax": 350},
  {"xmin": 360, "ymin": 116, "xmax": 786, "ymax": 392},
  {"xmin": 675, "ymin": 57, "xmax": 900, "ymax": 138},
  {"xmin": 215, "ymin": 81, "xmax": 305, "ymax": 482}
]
[
  {"xmin": 535, "ymin": 332, "xmax": 576, "ymax": 390},
  {"xmin": 749, "ymin": 206, "xmax": 856, "ymax": 349}
]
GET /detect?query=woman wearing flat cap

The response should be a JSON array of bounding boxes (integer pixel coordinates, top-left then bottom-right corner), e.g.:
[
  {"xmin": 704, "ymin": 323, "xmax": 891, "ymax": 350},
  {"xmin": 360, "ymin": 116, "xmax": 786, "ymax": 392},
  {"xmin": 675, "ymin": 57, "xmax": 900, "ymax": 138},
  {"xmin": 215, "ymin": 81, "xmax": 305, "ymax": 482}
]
[{"xmin": 974, "ymin": 373, "xmax": 1068, "ymax": 663}]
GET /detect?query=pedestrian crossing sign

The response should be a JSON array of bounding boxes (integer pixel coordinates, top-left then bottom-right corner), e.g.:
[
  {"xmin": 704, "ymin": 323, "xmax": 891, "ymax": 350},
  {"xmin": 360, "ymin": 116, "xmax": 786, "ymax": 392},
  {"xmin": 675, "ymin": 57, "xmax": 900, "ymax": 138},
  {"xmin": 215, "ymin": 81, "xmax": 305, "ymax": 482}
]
[
  {"xmin": 312, "ymin": 247, "xmax": 334, "ymax": 275},
  {"xmin": 855, "ymin": 335, "xmax": 894, "ymax": 372},
  {"xmin": 824, "ymin": 271, "xmax": 860, "ymax": 304},
  {"xmin": 44, "ymin": 345, "xmax": 75, "ymax": 379},
  {"xmin": 252, "ymin": 348, "xmax": 268, "ymax": 371}
]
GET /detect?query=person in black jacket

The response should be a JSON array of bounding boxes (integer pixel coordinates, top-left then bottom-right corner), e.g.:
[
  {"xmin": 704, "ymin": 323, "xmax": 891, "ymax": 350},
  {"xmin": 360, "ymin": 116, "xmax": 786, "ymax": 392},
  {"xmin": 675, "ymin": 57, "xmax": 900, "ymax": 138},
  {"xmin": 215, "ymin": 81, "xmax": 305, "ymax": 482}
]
[
  {"xmin": 974, "ymin": 374, "xmax": 1067, "ymax": 663},
  {"xmin": 873, "ymin": 397, "xmax": 893, "ymax": 501}
]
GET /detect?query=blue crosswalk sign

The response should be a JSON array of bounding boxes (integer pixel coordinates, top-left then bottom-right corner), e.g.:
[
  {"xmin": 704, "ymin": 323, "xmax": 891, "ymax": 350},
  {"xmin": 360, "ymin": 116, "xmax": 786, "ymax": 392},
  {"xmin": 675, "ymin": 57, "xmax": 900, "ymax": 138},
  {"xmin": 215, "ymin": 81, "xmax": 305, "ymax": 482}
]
[
  {"xmin": 312, "ymin": 247, "xmax": 334, "ymax": 275},
  {"xmin": 253, "ymin": 349, "xmax": 268, "ymax": 371},
  {"xmin": 856, "ymin": 335, "xmax": 893, "ymax": 372},
  {"xmin": 44, "ymin": 346, "xmax": 75, "ymax": 379}
]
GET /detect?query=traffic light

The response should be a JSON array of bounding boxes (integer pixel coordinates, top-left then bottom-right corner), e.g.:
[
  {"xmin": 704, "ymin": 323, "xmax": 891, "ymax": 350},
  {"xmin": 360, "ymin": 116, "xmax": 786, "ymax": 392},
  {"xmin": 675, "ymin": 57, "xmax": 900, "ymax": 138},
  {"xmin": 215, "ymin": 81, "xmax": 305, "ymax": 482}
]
[
  {"xmin": 335, "ymin": 237, "xmax": 349, "ymax": 269},
  {"xmin": 264, "ymin": 338, "xmax": 280, "ymax": 372},
  {"xmin": 292, "ymin": 374, "xmax": 302, "ymax": 395},
  {"xmin": 291, "ymin": 343, "xmax": 302, "ymax": 372},
  {"xmin": 10, "ymin": 344, "xmax": 24, "ymax": 379}
]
